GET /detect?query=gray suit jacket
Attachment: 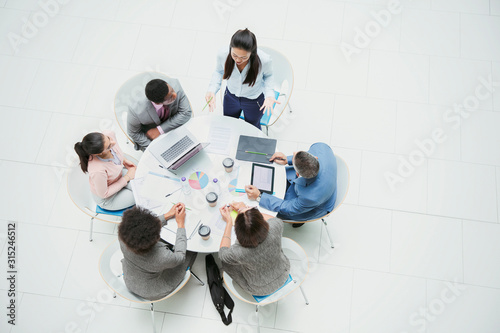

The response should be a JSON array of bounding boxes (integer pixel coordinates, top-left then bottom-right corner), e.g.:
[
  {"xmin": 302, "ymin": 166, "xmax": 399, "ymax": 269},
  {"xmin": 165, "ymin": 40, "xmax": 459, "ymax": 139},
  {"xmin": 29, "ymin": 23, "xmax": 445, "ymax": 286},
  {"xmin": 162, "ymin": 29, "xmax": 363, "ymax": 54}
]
[
  {"xmin": 127, "ymin": 78, "xmax": 192, "ymax": 151},
  {"xmin": 219, "ymin": 217, "xmax": 290, "ymax": 296},
  {"xmin": 119, "ymin": 215, "xmax": 196, "ymax": 300}
]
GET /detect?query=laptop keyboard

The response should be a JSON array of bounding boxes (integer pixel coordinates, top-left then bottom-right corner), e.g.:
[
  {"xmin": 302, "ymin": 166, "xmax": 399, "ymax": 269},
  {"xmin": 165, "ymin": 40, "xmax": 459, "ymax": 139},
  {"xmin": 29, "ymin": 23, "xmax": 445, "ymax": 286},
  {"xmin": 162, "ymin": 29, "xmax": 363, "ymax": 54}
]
[{"xmin": 160, "ymin": 135, "xmax": 194, "ymax": 162}]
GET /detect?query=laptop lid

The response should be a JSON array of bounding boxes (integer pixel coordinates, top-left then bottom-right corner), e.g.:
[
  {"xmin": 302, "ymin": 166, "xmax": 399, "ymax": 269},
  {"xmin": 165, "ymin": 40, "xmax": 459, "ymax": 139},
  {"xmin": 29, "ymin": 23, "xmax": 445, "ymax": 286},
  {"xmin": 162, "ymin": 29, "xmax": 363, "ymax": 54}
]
[
  {"xmin": 149, "ymin": 128, "xmax": 198, "ymax": 168},
  {"xmin": 168, "ymin": 142, "xmax": 210, "ymax": 171}
]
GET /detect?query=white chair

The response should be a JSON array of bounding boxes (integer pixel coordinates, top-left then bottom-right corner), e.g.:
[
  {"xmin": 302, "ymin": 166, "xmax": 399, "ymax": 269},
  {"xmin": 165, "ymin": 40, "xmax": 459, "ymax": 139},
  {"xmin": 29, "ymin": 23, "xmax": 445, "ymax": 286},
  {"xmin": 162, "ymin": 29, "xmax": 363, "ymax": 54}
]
[
  {"xmin": 223, "ymin": 237, "xmax": 309, "ymax": 333},
  {"xmin": 67, "ymin": 154, "xmax": 138, "ymax": 242},
  {"xmin": 259, "ymin": 46, "xmax": 294, "ymax": 135},
  {"xmin": 99, "ymin": 240, "xmax": 202, "ymax": 333},
  {"xmin": 114, "ymin": 72, "xmax": 194, "ymax": 147},
  {"xmin": 283, "ymin": 155, "xmax": 350, "ymax": 248}
]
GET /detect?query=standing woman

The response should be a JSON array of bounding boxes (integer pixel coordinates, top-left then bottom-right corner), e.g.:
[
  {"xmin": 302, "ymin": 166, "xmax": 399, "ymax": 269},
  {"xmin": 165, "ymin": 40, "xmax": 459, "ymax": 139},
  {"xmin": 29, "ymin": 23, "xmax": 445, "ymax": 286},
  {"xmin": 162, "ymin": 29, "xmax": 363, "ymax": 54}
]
[
  {"xmin": 74, "ymin": 130, "xmax": 136, "ymax": 211},
  {"xmin": 206, "ymin": 28, "xmax": 279, "ymax": 129}
]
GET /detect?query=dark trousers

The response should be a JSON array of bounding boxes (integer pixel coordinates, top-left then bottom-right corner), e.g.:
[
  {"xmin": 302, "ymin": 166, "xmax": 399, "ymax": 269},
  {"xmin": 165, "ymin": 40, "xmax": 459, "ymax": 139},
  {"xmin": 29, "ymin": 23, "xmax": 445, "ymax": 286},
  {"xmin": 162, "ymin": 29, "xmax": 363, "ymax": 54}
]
[{"xmin": 223, "ymin": 88, "xmax": 265, "ymax": 130}]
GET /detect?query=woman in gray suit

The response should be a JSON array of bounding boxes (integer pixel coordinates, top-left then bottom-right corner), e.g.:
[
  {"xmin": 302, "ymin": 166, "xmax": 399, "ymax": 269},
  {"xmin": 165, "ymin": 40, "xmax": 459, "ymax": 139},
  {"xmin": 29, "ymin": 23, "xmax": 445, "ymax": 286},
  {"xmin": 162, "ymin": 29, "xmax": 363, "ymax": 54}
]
[
  {"xmin": 218, "ymin": 202, "xmax": 290, "ymax": 296},
  {"xmin": 118, "ymin": 203, "xmax": 197, "ymax": 300}
]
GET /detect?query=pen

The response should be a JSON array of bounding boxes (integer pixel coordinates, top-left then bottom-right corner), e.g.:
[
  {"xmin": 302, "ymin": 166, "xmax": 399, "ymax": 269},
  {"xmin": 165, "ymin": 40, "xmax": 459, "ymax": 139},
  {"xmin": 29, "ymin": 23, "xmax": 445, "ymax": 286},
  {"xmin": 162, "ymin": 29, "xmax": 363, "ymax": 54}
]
[
  {"xmin": 245, "ymin": 150, "xmax": 268, "ymax": 155},
  {"xmin": 189, "ymin": 220, "xmax": 202, "ymax": 240},
  {"xmin": 202, "ymin": 96, "xmax": 213, "ymax": 111},
  {"xmin": 235, "ymin": 189, "xmax": 246, "ymax": 193},
  {"xmin": 159, "ymin": 164, "xmax": 165, "ymax": 169},
  {"xmin": 170, "ymin": 202, "xmax": 192, "ymax": 211},
  {"xmin": 165, "ymin": 187, "xmax": 181, "ymax": 197}
]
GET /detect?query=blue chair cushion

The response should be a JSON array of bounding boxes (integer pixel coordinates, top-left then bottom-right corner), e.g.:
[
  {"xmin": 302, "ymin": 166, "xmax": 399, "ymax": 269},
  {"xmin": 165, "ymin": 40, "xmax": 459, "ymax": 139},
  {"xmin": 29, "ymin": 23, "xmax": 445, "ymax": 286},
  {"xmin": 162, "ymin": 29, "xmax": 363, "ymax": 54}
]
[
  {"xmin": 96, "ymin": 205, "xmax": 134, "ymax": 216},
  {"xmin": 240, "ymin": 90, "xmax": 280, "ymax": 126},
  {"xmin": 252, "ymin": 274, "xmax": 293, "ymax": 302}
]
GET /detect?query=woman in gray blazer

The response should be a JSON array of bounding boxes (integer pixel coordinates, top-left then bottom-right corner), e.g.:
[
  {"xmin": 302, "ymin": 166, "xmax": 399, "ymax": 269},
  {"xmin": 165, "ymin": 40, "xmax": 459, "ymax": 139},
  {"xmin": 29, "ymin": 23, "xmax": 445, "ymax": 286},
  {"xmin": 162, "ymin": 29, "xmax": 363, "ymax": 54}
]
[
  {"xmin": 118, "ymin": 203, "xmax": 197, "ymax": 300},
  {"xmin": 218, "ymin": 202, "xmax": 290, "ymax": 296}
]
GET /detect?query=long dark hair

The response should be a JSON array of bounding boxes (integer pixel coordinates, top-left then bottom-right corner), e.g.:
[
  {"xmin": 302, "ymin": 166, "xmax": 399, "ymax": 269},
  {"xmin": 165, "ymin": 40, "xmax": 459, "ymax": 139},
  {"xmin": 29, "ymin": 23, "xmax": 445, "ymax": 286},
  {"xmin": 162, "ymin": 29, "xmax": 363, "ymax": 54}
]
[
  {"xmin": 223, "ymin": 28, "xmax": 261, "ymax": 87},
  {"xmin": 234, "ymin": 208, "xmax": 269, "ymax": 248},
  {"xmin": 74, "ymin": 132, "xmax": 105, "ymax": 173}
]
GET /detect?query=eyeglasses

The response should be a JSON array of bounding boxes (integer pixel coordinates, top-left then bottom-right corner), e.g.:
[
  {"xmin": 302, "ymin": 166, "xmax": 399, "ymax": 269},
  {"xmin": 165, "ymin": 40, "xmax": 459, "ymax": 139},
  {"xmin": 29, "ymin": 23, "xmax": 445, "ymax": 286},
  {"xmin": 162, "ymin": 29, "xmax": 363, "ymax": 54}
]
[{"xmin": 231, "ymin": 52, "xmax": 250, "ymax": 61}]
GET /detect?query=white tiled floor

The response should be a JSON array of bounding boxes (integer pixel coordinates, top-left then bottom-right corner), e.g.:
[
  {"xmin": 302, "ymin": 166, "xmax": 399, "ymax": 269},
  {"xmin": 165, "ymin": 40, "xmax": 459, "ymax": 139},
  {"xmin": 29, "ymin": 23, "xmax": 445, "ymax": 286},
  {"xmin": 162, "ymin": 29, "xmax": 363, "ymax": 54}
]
[{"xmin": 1, "ymin": 1, "xmax": 499, "ymax": 332}]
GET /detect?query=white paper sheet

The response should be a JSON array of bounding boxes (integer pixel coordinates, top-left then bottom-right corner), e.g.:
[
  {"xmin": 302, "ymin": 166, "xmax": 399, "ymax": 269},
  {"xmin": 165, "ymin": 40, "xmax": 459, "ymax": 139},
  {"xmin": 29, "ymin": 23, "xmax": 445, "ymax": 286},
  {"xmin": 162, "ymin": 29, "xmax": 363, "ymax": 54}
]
[{"xmin": 205, "ymin": 125, "xmax": 233, "ymax": 155}]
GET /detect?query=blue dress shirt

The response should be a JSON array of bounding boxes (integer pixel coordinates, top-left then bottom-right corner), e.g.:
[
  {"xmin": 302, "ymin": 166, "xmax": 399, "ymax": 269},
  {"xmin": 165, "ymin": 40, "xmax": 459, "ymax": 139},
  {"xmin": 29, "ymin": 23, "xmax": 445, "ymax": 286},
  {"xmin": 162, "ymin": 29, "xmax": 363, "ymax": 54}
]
[{"xmin": 259, "ymin": 143, "xmax": 338, "ymax": 221}]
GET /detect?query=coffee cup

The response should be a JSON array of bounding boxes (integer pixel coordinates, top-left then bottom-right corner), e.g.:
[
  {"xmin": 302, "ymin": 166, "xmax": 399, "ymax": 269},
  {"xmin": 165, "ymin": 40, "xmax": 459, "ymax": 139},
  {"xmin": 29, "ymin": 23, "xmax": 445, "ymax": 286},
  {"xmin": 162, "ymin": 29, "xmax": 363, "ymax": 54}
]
[
  {"xmin": 223, "ymin": 158, "xmax": 234, "ymax": 173},
  {"xmin": 206, "ymin": 192, "xmax": 218, "ymax": 207},
  {"xmin": 198, "ymin": 225, "xmax": 211, "ymax": 240}
]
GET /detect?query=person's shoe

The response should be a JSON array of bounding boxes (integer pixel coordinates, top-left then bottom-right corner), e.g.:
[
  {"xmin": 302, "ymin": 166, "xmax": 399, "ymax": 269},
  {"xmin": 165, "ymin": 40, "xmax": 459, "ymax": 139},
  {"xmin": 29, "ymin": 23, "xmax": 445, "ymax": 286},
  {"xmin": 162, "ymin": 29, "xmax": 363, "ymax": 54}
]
[{"xmin": 292, "ymin": 223, "xmax": 305, "ymax": 228}]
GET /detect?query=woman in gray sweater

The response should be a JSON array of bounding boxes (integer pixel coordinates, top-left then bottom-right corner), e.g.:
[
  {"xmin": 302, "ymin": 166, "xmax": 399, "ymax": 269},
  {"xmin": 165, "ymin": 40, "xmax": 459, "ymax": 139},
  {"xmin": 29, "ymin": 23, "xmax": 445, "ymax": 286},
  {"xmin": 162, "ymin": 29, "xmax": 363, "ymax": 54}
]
[
  {"xmin": 118, "ymin": 203, "xmax": 197, "ymax": 300},
  {"xmin": 218, "ymin": 202, "xmax": 290, "ymax": 296}
]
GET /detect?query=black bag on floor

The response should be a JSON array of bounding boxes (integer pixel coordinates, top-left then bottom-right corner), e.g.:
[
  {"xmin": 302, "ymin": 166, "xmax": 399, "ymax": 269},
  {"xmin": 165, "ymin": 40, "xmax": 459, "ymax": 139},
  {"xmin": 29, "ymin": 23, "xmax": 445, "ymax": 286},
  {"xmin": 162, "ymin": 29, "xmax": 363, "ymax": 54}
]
[{"xmin": 205, "ymin": 254, "xmax": 234, "ymax": 325}]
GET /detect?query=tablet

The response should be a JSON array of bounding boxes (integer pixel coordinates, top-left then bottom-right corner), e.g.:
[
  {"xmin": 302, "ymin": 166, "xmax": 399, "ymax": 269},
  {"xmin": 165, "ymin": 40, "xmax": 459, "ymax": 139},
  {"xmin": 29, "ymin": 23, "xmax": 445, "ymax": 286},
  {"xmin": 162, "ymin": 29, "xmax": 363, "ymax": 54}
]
[{"xmin": 251, "ymin": 163, "xmax": 275, "ymax": 195}]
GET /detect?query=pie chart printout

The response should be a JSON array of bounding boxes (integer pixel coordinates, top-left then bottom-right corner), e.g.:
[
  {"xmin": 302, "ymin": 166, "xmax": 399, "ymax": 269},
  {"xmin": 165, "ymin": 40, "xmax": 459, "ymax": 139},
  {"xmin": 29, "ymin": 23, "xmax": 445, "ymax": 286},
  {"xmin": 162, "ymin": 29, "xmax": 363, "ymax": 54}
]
[
  {"xmin": 228, "ymin": 178, "xmax": 245, "ymax": 197},
  {"xmin": 189, "ymin": 171, "xmax": 209, "ymax": 189}
]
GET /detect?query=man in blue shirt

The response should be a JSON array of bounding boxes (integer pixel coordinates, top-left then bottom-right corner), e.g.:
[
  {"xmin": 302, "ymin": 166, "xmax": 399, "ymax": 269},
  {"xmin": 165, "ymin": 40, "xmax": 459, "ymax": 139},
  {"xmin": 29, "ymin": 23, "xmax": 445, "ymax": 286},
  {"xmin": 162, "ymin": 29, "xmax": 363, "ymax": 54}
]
[{"xmin": 245, "ymin": 142, "xmax": 337, "ymax": 226}]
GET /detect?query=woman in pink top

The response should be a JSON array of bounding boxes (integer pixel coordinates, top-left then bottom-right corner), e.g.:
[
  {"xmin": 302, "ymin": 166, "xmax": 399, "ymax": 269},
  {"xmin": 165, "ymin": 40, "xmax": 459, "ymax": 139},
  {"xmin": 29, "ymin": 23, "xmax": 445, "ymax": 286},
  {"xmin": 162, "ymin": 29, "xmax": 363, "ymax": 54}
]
[{"xmin": 74, "ymin": 131, "xmax": 136, "ymax": 210}]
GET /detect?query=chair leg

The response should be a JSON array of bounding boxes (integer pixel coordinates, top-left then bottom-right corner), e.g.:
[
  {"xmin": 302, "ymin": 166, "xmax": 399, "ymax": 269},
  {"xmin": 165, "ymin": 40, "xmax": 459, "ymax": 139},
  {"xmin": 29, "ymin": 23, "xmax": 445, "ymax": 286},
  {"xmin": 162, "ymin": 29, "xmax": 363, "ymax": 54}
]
[
  {"xmin": 256, "ymin": 305, "xmax": 260, "ymax": 333},
  {"xmin": 190, "ymin": 270, "xmax": 205, "ymax": 286},
  {"xmin": 322, "ymin": 218, "xmax": 334, "ymax": 248},
  {"xmin": 150, "ymin": 303, "xmax": 156, "ymax": 333},
  {"xmin": 89, "ymin": 216, "xmax": 95, "ymax": 242},
  {"xmin": 299, "ymin": 286, "xmax": 310, "ymax": 305}
]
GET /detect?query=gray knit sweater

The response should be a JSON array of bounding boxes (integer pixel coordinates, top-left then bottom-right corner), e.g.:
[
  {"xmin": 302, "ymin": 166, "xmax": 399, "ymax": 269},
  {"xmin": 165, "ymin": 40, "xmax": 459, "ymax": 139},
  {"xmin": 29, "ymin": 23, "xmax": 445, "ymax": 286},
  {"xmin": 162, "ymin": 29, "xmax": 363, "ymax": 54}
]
[
  {"xmin": 219, "ymin": 217, "xmax": 290, "ymax": 296},
  {"xmin": 119, "ymin": 215, "xmax": 196, "ymax": 300}
]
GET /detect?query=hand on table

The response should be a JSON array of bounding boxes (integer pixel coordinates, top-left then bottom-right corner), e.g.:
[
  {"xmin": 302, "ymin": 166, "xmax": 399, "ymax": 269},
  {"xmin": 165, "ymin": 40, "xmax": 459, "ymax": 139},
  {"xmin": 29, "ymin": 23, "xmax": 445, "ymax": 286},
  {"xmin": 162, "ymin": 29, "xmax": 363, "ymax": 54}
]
[
  {"xmin": 245, "ymin": 185, "xmax": 261, "ymax": 201},
  {"xmin": 175, "ymin": 203, "xmax": 186, "ymax": 228},
  {"xmin": 205, "ymin": 92, "xmax": 216, "ymax": 112},
  {"xmin": 219, "ymin": 205, "xmax": 232, "ymax": 224},
  {"xmin": 164, "ymin": 203, "xmax": 182, "ymax": 221},
  {"xmin": 269, "ymin": 152, "xmax": 287, "ymax": 165},
  {"xmin": 229, "ymin": 201, "xmax": 246, "ymax": 212},
  {"xmin": 146, "ymin": 128, "xmax": 161, "ymax": 140},
  {"xmin": 123, "ymin": 159, "xmax": 136, "ymax": 168},
  {"xmin": 260, "ymin": 96, "xmax": 280, "ymax": 116},
  {"xmin": 124, "ymin": 166, "xmax": 136, "ymax": 181}
]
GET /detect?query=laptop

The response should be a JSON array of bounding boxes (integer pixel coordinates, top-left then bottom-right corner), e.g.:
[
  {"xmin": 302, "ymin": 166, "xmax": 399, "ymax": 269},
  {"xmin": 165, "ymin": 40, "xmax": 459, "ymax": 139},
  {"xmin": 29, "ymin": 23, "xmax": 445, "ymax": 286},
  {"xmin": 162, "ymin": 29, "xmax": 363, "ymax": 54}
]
[{"xmin": 149, "ymin": 128, "xmax": 209, "ymax": 173}]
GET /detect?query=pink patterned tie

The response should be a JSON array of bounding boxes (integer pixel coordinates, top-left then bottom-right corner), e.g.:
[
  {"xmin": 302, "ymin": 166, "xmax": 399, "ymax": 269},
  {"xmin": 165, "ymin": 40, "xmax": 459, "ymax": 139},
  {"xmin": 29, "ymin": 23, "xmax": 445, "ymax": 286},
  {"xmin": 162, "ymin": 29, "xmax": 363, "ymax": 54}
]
[{"xmin": 161, "ymin": 105, "xmax": 170, "ymax": 121}]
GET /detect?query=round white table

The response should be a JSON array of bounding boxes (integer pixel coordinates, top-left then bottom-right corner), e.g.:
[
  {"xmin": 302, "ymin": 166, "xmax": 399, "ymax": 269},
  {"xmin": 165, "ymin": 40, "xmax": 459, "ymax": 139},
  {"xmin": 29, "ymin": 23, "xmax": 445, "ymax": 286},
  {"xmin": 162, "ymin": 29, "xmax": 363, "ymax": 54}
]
[{"xmin": 134, "ymin": 115, "xmax": 286, "ymax": 253}]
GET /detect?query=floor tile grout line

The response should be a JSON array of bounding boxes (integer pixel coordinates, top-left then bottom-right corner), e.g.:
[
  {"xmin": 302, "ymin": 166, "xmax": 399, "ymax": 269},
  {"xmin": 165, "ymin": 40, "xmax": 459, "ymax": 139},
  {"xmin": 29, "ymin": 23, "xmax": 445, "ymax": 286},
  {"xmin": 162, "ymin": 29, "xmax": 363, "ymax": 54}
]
[
  {"xmin": 347, "ymin": 268, "xmax": 355, "ymax": 333},
  {"xmin": 461, "ymin": 219, "xmax": 465, "ymax": 284},
  {"xmin": 315, "ymin": 261, "xmax": 500, "ymax": 291},
  {"xmin": 20, "ymin": 58, "xmax": 42, "ymax": 110},
  {"xmin": 388, "ymin": 211, "xmax": 393, "ymax": 273},
  {"xmin": 57, "ymin": 229, "xmax": 79, "ymax": 298},
  {"xmin": 125, "ymin": 23, "xmax": 144, "ymax": 71},
  {"xmin": 496, "ymin": 167, "xmax": 500, "ymax": 223},
  {"xmin": 32, "ymin": 111, "xmax": 54, "ymax": 164},
  {"xmin": 67, "ymin": 16, "xmax": 88, "ymax": 63},
  {"xmin": 424, "ymin": 278, "xmax": 428, "ymax": 333}
]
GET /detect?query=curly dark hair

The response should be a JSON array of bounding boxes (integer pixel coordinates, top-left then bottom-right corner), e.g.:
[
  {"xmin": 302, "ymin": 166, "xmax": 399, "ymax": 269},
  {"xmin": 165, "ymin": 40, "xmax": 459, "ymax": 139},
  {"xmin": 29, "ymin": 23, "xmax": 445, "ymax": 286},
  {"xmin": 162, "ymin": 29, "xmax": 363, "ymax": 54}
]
[
  {"xmin": 118, "ymin": 206, "xmax": 162, "ymax": 255},
  {"xmin": 234, "ymin": 208, "xmax": 269, "ymax": 248}
]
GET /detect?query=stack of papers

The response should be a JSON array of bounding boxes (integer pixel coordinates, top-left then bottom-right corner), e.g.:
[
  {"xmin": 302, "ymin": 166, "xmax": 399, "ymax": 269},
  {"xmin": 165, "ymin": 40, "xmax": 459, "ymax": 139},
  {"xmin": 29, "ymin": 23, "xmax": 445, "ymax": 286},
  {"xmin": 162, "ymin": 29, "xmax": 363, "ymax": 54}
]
[{"xmin": 130, "ymin": 172, "xmax": 181, "ymax": 215}]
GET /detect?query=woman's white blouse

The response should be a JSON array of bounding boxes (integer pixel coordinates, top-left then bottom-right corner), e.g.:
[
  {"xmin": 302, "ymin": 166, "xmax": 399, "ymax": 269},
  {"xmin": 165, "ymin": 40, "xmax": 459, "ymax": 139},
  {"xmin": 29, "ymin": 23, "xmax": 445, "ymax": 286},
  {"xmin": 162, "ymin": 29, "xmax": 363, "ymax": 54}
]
[{"xmin": 207, "ymin": 47, "xmax": 275, "ymax": 100}]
